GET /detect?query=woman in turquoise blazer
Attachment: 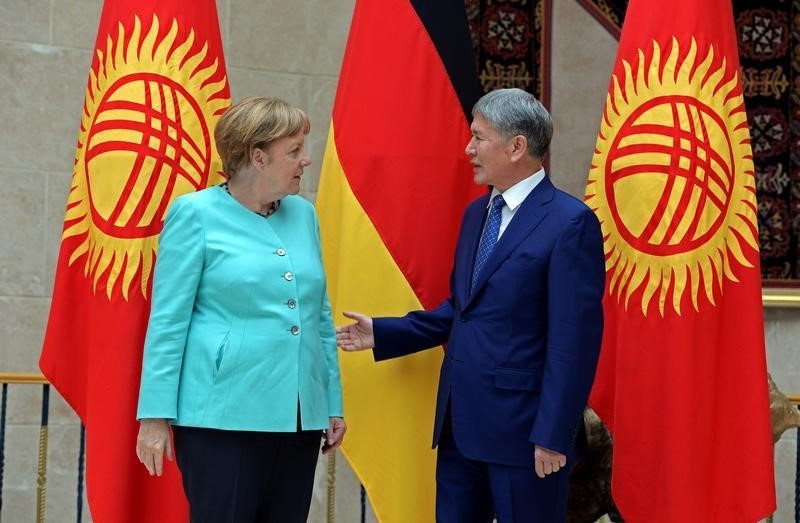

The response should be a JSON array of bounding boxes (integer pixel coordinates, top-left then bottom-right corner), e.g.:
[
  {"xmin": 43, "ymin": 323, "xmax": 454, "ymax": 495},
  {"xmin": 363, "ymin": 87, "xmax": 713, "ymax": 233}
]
[{"xmin": 135, "ymin": 97, "xmax": 344, "ymax": 522}]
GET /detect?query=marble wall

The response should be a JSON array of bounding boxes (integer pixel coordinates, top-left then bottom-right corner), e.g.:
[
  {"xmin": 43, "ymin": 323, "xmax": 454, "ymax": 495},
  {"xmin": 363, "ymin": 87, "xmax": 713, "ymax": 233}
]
[{"xmin": 0, "ymin": 0, "xmax": 797, "ymax": 521}]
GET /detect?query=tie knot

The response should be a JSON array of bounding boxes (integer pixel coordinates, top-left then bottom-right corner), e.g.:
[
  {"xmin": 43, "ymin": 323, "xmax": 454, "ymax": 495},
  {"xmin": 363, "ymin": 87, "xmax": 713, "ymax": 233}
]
[{"xmin": 491, "ymin": 195, "xmax": 505, "ymax": 211}]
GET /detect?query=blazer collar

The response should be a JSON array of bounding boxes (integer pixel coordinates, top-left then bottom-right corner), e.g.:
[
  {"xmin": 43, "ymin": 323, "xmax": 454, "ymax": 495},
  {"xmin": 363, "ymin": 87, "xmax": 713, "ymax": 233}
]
[{"xmin": 463, "ymin": 176, "xmax": 555, "ymax": 308}]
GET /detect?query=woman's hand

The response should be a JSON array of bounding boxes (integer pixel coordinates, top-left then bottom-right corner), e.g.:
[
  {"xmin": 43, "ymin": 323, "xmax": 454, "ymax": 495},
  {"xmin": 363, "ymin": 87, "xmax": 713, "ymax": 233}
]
[
  {"xmin": 136, "ymin": 418, "xmax": 173, "ymax": 476},
  {"xmin": 335, "ymin": 311, "xmax": 374, "ymax": 350},
  {"xmin": 322, "ymin": 417, "xmax": 347, "ymax": 454}
]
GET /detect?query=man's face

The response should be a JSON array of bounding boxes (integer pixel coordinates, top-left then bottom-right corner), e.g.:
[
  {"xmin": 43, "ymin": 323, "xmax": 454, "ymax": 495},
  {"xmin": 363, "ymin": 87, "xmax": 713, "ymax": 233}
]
[{"xmin": 465, "ymin": 114, "xmax": 512, "ymax": 190}]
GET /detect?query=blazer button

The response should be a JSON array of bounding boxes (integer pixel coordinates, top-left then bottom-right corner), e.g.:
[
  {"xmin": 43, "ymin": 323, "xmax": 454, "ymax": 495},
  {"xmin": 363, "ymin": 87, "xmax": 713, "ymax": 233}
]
[
  {"xmin": 459, "ymin": 316, "xmax": 468, "ymax": 323},
  {"xmin": 290, "ymin": 325, "xmax": 300, "ymax": 335},
  {"xmin": 276, "ymin": 248, "xmax": 286, "ymax": 256},
  {"xmin": 284, "ymin": 271, "xmax": 294, "ymax": 281},
  {"xmin": 287, "ymin": 299, "xmax": 297, "ymax": 309}
]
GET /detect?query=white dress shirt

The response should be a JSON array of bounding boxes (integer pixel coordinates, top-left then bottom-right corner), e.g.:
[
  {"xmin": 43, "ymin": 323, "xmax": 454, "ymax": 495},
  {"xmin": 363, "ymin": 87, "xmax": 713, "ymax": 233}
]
[{"xmin": 488, "ymin": 168, "xmax": 546, "ymax": 239}]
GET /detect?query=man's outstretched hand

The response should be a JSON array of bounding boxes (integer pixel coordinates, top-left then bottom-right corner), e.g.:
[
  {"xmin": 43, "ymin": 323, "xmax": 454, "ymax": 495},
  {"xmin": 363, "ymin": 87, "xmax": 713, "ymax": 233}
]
[{"xmin": 335, "ymin": 311, "xmax": 374, "ymax": 350}]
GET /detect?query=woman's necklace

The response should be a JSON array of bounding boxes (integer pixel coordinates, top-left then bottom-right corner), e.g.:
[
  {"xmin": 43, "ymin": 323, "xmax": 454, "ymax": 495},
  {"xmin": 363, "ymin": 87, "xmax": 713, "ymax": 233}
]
[{"xmin": 221, "ymin": 181, "xmax": 280, "ymax": 218}]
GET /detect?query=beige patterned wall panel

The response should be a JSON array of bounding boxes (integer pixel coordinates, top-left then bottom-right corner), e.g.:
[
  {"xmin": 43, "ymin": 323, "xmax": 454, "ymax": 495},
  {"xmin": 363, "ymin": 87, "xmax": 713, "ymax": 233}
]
[
  {"xmin": 227, "ymin": 0, "xmax": 353, "ymax": 75},
  {"xmin": 52, "ymin": 0, "xmax": 102, "ymax": 49},
  {"xmin": 0, "ymin": 44, "xmax": 91, "ymax": 173},
  {"xmin": 0, "ymin": 0, "xmax": 51, "ymax": 44},
  {"xmin": 549, "ymin": 0, "xmax": 617, "ymax": 199},
  {"xmin": 0, "ymin": 171, "xmax": 46, "ymax": 295}
]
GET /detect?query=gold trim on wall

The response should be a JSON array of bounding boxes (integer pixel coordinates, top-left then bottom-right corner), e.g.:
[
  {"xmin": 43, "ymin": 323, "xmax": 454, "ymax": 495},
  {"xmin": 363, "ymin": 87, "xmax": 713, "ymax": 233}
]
[
  {"xmin": 763, "ymin": 287, "xmax": 800, "ymax": 309},
  {"xmin": 0, "ymin": 372, "xmax": 48, "ymax": 384}
]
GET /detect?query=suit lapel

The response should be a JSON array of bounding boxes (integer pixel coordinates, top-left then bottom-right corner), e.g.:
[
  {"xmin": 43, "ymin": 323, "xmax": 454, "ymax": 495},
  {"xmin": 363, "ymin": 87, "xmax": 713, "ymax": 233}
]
[
  {"xmin": 465, "ymin": 177, "xmax": 555, "ymax": 308},
  {"xmin": 457, "ymin": 193, "xmax": 491, "ymax": 306}
]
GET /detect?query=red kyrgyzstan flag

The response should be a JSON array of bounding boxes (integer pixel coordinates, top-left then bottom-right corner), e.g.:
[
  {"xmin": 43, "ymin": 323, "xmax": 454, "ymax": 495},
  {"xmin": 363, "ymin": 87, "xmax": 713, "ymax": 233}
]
[
  {"xmin": 39, "ymin": 1, "xmax": 230, "ymax": 520},
  {"xmin": 585, "ymin": 0, "xmax": 776, "ymax": 521}
]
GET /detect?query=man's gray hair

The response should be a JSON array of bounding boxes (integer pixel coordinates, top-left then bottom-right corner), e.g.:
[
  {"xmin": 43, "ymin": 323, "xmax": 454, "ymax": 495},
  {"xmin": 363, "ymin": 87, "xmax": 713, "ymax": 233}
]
[{"xmin": 472, "ymin": 88, "xmax": 553, "ymax": 160}]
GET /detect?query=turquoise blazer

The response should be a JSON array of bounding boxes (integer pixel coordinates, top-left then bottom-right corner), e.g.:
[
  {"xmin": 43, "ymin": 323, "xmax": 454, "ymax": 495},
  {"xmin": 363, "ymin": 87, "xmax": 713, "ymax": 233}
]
[{"xmin": 137, "ymin": 186, "xmax": 342, "ymax": 431}]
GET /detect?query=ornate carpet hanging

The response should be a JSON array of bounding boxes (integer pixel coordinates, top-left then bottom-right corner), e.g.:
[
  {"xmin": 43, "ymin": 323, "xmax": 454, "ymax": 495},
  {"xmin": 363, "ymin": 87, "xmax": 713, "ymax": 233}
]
[{"xmin": 465, "ymin": 0, "xmax": 552, "ymax": 106}]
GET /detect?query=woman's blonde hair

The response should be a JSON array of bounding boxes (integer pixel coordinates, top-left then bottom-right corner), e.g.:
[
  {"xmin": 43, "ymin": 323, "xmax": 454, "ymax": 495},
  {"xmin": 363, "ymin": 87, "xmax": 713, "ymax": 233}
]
[{"xmin": 214, "ymin": 97, "xmax": 310, "ymax": 176}]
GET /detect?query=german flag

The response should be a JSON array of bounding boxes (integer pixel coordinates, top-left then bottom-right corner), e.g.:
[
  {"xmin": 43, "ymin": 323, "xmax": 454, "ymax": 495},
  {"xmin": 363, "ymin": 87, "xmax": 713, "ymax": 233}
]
[
  {"xmin": 39, "ymin": 1, "xmax": 230, "ymax": 520},
  {"xmin": 585, "ymin": 0, "xmax": 775, "ymax": 520},
  {"xmin": 316, "ymin": 0, "xmax": 482, "ymax": 520}
]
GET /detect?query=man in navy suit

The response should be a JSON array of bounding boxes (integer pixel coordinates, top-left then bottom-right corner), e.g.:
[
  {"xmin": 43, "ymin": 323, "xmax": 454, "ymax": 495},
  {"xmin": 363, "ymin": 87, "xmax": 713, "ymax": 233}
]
[{"xmin": 336, "ymin": 88, "xmax": 605, "ymax": 522}]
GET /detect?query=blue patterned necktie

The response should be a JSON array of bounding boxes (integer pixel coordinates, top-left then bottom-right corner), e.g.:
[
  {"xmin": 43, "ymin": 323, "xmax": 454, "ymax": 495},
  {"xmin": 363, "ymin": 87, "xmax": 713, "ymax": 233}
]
[{"xmin": 472, "ymin": 195, "xmax": 506, "ymax": 290}]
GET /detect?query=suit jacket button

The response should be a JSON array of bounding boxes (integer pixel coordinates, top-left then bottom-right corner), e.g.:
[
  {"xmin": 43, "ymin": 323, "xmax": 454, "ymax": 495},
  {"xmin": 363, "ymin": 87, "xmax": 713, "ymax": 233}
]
[
  {"xmin": 290, "ymin": 326, "xmax": 300, "ymax": 335},
  {"xmin": 460, "ymin": 317, "xmax": 468, "ymax": 322}
]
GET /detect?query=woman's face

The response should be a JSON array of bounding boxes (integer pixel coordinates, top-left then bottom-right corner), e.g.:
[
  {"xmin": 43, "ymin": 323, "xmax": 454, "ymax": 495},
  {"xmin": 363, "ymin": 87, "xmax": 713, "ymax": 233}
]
[{"xmin": 256, "ymin": 131, "xmax": 311, "ymax": 199}]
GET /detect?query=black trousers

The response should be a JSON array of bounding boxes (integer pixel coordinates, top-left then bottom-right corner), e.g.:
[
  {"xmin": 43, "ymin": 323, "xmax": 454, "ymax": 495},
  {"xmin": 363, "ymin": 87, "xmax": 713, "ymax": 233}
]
[{"xmin": 173, "ymin": 426, "xmax": 322, "ymax": 523}]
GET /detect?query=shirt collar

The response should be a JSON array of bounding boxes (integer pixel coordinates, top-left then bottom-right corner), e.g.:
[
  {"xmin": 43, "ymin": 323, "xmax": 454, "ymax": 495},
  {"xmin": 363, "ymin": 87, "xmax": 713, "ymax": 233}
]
[{"xmin": 488, "ymin": 168, "xmax": 546, "ymax": 210}]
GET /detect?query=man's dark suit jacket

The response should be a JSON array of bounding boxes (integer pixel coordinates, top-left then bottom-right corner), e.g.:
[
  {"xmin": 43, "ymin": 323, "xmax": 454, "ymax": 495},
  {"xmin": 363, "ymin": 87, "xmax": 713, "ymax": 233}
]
[{"xmin": 372, "ymin": 175, "xmax": 605, "ymax": 467}]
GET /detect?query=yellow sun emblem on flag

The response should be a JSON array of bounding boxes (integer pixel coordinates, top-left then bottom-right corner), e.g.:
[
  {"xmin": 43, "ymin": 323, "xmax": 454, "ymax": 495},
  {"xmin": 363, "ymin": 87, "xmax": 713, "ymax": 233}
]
[
  {"xmin": 63, "ymin": 15, "xmax": 230, "ymax": 300},
  {"xmin": 585, "ymin": 37, "xmax": 758, "ymax": 316}
]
